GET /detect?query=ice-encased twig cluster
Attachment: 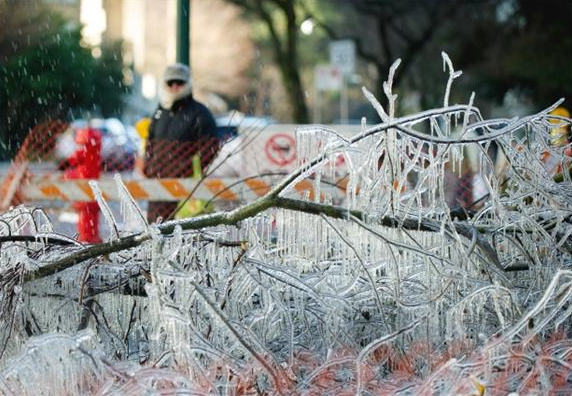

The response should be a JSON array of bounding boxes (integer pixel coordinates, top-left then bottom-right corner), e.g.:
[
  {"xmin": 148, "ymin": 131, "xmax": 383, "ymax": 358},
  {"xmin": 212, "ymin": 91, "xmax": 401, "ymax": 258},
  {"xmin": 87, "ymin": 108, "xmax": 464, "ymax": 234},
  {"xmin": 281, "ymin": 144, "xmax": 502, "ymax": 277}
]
[{"xmin": 1, "ymin": 53, "xmax": 572, "ymax": 394}]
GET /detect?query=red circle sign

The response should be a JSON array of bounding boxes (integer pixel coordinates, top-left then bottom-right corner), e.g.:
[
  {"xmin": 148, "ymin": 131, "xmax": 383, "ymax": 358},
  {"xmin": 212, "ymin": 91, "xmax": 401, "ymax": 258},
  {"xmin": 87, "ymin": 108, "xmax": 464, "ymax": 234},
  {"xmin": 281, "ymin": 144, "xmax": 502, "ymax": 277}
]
[{"xmin": 264, "ymin": 133, "xmax": 296, "ymax": 166}]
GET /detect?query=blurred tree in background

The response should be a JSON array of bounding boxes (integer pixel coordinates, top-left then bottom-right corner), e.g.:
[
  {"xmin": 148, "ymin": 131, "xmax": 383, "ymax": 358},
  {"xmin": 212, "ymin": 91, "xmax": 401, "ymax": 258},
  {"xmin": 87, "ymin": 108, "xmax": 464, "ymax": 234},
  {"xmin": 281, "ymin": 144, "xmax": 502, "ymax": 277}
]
[
  {"xmin": 228, "ymin": 0, "xmax": 570, "ymax": 122},
  {"xmin": 318, "ymin": 0, "xmax": 571, "ymax": 116},
  {"xmin": 223, "ymin": 0, "xmax": 311, "ymax": 123},
  {"xmin": 0, "ymin": 0, "xmax": 129, "ymax": 161},
  {"xmin": 453, "ymin": 0, "xmax": 572, "ymax": 109}
]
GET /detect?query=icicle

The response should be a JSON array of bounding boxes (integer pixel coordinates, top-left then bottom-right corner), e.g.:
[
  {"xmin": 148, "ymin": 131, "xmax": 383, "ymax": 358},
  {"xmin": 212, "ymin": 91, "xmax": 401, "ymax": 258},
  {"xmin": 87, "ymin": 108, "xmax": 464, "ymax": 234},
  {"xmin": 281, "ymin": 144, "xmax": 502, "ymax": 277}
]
[
  {"xmin": 114, "ymin": 174, "xmax": 148, "ymax": 231},
  {"xmin": 88, "ymin": 180, "xmax": 119, "ymax": 239}
]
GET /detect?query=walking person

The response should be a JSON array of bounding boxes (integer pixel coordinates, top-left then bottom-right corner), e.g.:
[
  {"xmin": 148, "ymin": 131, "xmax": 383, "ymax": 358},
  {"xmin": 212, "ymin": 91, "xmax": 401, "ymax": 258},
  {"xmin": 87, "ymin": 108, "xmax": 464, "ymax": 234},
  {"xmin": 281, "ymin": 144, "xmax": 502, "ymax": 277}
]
[{"xmin": 143, "ymin": 63, "xmax": 220, "ymax": 223}]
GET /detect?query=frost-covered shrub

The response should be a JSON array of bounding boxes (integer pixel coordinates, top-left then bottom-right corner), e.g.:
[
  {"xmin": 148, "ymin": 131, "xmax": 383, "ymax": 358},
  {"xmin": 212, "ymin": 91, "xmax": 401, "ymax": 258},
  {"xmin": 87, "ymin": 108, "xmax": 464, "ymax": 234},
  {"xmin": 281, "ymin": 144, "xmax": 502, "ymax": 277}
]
[{"xmin": 1, "ymin": 53, "xmax": 571, "ymax": 395}]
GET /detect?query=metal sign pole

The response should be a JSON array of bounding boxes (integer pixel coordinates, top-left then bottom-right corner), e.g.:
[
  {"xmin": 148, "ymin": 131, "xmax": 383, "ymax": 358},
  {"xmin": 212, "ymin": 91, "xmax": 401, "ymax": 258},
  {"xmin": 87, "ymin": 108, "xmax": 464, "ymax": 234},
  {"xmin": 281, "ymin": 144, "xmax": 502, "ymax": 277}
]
[
  {"xmin": 177, "ymin": 0, "xmax": 190, "ymax": 66},
  {"xmin": 313, "ymin": 84, "xmax": 321, "ymax": 124},
  {"xmin": 341, "ymin": 76, "xmax": 348, "ymax": 123}
]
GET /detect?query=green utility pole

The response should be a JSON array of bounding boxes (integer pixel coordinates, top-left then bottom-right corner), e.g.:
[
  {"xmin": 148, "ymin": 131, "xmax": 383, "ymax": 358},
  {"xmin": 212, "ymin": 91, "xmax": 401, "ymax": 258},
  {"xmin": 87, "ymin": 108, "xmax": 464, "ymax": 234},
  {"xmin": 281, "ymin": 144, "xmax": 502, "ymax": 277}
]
[{"xmin": 176, "ymin": 0, "xmax": 190, "ymax": 66}]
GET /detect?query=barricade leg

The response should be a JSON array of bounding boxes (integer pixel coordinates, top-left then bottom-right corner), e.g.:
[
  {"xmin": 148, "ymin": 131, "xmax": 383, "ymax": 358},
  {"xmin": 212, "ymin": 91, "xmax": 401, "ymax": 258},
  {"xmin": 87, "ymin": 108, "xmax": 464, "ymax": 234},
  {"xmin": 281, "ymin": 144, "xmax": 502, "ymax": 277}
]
[{"xmin": 74, "ymin": 201, "xmax": 101, "ymax": 243}]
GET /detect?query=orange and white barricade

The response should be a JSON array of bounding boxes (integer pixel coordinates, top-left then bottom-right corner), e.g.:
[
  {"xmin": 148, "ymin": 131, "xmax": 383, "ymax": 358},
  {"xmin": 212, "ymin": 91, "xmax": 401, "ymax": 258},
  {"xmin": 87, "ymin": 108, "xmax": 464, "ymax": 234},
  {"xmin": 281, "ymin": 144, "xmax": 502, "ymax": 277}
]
[{"xmin": 17, "ymin": 174, "xmax": 349, "ymax": 204}]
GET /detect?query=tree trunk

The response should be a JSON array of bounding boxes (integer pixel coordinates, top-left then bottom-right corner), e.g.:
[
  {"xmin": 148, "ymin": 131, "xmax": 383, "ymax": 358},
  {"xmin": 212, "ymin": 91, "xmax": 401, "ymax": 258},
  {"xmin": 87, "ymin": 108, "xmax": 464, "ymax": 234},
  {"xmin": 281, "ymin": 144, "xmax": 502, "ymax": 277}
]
[
  {"xmin": 225, "ymin": 0, "xmax": 309, "ymax": 123},
  {"xmin": 280, "ymin": 0, "xmax": 309, "ymax": 123}
]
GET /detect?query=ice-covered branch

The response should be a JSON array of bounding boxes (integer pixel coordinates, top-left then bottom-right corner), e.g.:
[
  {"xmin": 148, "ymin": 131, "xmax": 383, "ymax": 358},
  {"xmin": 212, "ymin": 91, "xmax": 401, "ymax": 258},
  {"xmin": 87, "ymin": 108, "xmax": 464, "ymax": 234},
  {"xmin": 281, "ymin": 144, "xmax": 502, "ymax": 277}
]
[{"xmin": 21, "ymin": 192, "xmax": 526, "ymax": 283}]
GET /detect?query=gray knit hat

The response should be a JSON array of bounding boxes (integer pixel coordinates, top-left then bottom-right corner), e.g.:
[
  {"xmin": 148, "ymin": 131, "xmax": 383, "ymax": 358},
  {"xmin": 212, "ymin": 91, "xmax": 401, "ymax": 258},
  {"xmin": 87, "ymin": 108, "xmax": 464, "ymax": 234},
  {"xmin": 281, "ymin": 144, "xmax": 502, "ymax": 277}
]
[{"xmin": 163, "ymin": 63, "xmax": 191, "ymax": 83}]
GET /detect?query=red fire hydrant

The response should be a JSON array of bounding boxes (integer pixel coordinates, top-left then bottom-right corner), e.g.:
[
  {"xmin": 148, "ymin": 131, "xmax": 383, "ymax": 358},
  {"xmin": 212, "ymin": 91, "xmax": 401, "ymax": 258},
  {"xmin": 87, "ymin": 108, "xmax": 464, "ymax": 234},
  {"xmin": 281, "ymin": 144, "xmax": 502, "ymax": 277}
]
[{"xmin": 64, "ymin": 127, "xmax": 102, "ymax": 243}]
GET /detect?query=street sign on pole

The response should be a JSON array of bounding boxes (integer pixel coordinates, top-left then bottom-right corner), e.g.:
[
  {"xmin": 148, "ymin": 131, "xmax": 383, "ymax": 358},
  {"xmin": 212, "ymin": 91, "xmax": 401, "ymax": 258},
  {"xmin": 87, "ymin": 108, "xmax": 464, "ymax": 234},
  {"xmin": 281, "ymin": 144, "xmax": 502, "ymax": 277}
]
[
  {"xmin": 315, "ymin": 65, "xmax": 342, "ymax": 91},
  {"xmin": 329, "ymin": 40, "xmax": 355, "ymax": 76}
]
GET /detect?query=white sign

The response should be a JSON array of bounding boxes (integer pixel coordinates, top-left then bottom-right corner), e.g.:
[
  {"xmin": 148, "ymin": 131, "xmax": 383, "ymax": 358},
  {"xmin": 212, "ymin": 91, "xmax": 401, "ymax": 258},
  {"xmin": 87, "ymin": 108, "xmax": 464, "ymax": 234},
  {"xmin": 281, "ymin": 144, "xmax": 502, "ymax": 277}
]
[
  {"xmin": 210, "ymin": 125, "xmax": 361, "ymax": 178},
  {"xmin": 329, "ymin": 40, "xmax": 356, "ymax": 76},
  {"xmin": 315, "ymin": 65, "xmax": 342, "ymax": 91}
]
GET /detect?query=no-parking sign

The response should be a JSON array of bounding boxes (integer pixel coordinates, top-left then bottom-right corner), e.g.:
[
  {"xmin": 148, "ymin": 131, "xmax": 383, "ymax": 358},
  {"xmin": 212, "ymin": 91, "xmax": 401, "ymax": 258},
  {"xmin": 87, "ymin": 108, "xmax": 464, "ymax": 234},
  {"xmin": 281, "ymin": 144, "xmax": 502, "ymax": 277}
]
[
  {"xmin": 264, "ymin": 133, "xmax": 296, "ymax": 167},
  {"xmin": 210, "ymin": 124, "xmax": 361, "ymax": 178}
]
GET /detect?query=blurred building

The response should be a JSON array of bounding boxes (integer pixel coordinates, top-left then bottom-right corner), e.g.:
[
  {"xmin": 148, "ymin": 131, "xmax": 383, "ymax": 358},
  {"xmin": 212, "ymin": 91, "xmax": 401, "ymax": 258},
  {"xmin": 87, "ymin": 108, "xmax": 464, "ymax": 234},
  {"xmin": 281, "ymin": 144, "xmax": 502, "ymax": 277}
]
[
  {"xmin": 42, "ymin": 0, "xmax": 178, "ymax": 120},
  {"xmin": 42, "ymin": 0, "xmax": 253, "ymax": 122},
  {"xmin": 102, "ymin": 0, "xmax": 177, "ymax": 101},
  {"xmin": 99, "ymin": 0, "xmax": 179, "ymax": 120}
]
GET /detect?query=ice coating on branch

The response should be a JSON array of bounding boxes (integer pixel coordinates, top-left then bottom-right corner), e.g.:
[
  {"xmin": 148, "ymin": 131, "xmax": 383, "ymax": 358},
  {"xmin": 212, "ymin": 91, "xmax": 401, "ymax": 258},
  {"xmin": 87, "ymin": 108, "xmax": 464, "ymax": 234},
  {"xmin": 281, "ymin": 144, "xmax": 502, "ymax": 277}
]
[
  {"xmin": 114, "ymin": 173, "xmax": 148, "ymax": 232},
  {"xmin": 383, "ymin": 58, "xmax": 401, "ymax": 120},
  {"xmin": 89, "ymin": 179, "xmax": 119, "ymax": 239},
  {"xmin": 362, "ymin": 86, "xmax": 388, "ymax": 122},
  {"xmin": 1, "ymin": 54, "xmax": 572, "ymax": 394},
  {"xmin": 442, "ymin": 51, "xmax": 463, "ymax": 109}
]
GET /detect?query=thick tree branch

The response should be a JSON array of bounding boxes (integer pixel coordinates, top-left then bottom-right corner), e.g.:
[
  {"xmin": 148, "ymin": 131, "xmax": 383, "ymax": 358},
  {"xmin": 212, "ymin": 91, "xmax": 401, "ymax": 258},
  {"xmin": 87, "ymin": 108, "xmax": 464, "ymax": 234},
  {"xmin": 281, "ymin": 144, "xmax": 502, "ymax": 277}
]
[{"xmin": 24, "ymin": 192, "xmax": 509, "ymax": 283}]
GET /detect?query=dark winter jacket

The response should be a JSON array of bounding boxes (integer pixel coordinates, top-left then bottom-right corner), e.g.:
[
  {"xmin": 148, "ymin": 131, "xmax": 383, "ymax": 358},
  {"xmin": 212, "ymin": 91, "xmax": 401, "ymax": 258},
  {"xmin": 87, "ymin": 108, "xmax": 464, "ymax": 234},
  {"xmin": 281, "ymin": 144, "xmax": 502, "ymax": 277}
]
[
  {"xmin": 144, "ymin": 95, "xmax": 220, "ymax": 178},
  {"xmin": 148, "ymin": 95, "xmax": 217, "ymax": 142}
]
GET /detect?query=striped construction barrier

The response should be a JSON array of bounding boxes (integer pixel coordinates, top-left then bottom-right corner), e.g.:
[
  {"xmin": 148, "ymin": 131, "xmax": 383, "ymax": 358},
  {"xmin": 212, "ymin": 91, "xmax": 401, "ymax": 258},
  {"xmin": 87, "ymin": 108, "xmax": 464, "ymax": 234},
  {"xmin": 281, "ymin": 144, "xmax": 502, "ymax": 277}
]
[
  {"xmin": 19, "ymin": 174, "xmax": 350, "ymax": 203},
  {"xmin": 1, "ymin": 121, "xmax": 359, "ymax": 210}
]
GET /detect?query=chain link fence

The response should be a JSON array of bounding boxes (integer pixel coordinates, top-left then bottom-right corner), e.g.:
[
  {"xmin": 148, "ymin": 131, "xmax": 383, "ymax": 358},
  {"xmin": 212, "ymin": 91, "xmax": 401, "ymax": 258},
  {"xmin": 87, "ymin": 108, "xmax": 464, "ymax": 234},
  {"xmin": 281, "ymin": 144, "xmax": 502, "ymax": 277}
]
[{"xmin": 1, "ymin": 120, "xmax": 483, "ymax": 226}]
